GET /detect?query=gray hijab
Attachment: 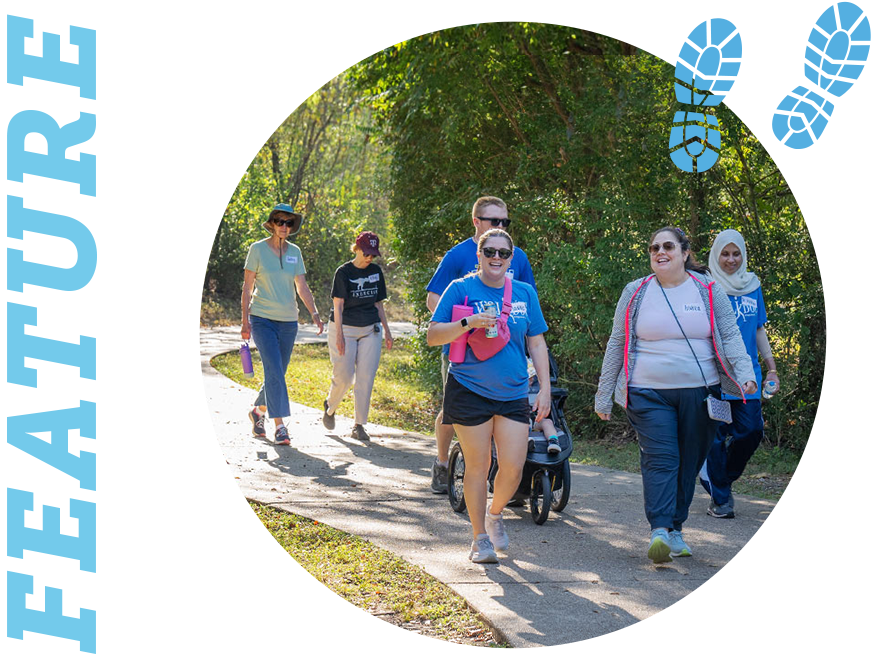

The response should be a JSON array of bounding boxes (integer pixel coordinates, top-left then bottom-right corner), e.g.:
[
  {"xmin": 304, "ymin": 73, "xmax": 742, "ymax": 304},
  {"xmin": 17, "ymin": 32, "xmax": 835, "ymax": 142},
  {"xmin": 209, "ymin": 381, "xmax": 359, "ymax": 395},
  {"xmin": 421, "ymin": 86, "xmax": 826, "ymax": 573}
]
[{"xmin": 708, "ymin": 229, "xmax": 761, "ymax": 296}]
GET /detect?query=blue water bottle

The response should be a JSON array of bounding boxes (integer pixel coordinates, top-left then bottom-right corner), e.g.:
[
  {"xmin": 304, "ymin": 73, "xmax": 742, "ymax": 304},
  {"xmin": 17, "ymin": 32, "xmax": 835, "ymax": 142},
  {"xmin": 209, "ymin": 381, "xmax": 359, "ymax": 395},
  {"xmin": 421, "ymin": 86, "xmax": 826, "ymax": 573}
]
[
  {"xmin": 762, "ymin": 380, "xmax": 777, "ymax": 400},
  {"xmin": 240, "ymin": 342, "xmax": 255, "ymax": 379}
]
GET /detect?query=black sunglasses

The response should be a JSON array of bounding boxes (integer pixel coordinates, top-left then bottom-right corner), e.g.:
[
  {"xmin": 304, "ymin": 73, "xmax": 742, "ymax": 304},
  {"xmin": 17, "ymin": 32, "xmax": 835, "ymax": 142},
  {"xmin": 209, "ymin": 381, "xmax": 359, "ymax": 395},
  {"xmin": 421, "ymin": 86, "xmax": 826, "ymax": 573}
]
[
  {"xmin": 481, "ymin": 247, "xmax": 513, "ymax": 259},
  {"xmin": 272, "ymin": 216, "xmax": 302, "ymax": 229},
  {"xmin": 477, "ymin": 216, "xmax": 512, "ymax": 228},
  {"xmin": 649, "ymin": 241, "xmax": 679, "ymax": 254}
]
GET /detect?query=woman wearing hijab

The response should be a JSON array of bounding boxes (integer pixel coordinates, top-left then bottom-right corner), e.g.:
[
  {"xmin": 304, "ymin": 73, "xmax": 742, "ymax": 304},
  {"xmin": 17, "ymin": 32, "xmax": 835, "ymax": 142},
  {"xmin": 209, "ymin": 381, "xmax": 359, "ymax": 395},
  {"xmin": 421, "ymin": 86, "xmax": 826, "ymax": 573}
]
[
  {"xmin": 241, "ymin": 204, "xmax": 324, "ymax": 445},
  {"xmin": 595, "ymin": 226, "xmax": 756, "ymax": 563},
  {"xmin": 700, "ymin": 229, "xmax": 779, "ymax": 518}
]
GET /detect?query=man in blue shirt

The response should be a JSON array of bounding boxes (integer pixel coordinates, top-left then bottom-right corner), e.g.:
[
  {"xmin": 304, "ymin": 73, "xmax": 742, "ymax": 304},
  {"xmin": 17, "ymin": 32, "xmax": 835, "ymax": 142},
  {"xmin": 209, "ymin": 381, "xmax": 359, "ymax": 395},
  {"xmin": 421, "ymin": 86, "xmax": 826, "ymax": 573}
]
[{"xmin": 426, "ymin": 196, "xmax": 537, "ymax": 493}]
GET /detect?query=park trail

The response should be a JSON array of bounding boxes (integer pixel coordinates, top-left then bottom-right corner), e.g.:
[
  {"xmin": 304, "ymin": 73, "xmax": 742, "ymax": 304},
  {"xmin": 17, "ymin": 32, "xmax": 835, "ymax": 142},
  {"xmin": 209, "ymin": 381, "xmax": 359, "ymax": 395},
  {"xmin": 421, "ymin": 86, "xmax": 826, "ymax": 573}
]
[{"xmin": 201, "ymin": 325, "xmax": 774, "ymax": 648}]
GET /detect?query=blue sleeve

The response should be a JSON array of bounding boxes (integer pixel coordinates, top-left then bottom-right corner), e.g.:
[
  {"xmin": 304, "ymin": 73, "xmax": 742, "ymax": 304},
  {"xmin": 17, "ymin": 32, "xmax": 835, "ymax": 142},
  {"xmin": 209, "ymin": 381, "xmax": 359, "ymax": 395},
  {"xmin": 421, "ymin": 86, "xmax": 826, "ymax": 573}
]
[
  {"xmin": 525, "ymin": 285, "xmax": 548, "ymax": 336},
  {"xmin": 514, "ymin": 248, "xmax": 537, "ymax": 290},
  {"xmin": 426, "ymin": 250, "xmax": 459, "ymax": 295},
  {"xmin": 756, "ymin": 286, "xmax": 768, "ymax": 328},
  {"xmin": 431, "ymin": 281, "xmax": 461, "ymax": 324}
]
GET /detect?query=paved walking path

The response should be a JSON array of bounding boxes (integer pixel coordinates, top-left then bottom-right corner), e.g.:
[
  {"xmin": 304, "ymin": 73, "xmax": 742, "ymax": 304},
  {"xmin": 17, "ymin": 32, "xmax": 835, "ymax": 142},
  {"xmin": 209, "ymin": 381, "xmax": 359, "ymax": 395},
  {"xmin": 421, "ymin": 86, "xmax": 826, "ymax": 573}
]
[{"xmin": 201, "ymin": 325, "xmax": 775, "ymax": 647}]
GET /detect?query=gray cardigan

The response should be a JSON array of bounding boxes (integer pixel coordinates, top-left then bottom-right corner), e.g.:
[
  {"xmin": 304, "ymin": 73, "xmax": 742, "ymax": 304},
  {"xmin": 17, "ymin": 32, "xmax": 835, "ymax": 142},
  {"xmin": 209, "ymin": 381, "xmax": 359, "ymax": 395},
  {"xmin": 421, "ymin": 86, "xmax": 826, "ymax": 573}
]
[{"xmin": 594, "ymin": 271, "xmax": 756, "ymax": 413}]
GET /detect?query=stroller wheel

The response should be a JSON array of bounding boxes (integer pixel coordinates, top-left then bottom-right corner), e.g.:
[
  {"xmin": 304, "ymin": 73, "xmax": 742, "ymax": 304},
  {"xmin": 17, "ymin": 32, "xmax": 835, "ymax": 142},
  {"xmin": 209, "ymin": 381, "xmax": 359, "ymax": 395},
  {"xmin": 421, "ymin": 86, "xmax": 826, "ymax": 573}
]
[
  {"xmin": 530, "ymin": 469, "xmax": 552, "ymax": 525},
  {"xmin": 447, "ymin": 442, "xmax": 467, "ymax": 513},
  {"xmin": 551, "ymin": 460, "xmax": 571, "ymax": 513}
]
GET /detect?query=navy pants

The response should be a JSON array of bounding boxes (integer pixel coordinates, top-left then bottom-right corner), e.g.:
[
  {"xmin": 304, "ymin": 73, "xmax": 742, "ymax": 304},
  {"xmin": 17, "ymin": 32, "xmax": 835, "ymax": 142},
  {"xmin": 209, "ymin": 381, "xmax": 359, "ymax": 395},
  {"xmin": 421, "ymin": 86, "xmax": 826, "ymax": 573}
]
[
  {"xmin": 250, "ymin": 315, "xmax": 298, "ymax": 419},
  {"xmin": 704, "ymin": 399, "xmax": 764, "ymax": 505},
  {"xmin": 627, "ymin": 386, "xmax": 720, "ymax": 531}
]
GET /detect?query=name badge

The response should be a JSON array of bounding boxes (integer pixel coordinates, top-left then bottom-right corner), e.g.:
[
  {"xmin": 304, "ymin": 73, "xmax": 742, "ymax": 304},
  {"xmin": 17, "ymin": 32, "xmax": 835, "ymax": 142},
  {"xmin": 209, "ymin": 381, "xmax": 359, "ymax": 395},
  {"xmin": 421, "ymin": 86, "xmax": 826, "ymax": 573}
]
[
  {"xmin": 368, "ymin": 273, "xmax": 380, "ymax": 283},
  {"xmin": 285, "ymin": 256, "xmax": 298, "ymax": 264}
]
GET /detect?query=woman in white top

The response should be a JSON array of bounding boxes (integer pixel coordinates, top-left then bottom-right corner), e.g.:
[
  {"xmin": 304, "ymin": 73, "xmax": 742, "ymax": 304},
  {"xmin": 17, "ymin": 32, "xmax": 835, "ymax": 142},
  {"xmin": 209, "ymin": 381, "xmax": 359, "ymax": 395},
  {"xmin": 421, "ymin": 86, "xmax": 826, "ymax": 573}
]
[{"xmin": 594, "ymin": 226, "xmax": 756, "ymax": 563}]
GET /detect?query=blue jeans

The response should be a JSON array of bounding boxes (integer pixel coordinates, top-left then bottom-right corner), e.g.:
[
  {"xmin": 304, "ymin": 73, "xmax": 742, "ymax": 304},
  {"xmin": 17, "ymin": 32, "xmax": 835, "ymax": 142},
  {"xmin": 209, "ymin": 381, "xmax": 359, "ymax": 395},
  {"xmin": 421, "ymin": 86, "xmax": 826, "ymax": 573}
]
[
  {"xmin": 627, "ymin": 386, "xmax": 720, "ymax": 531},
  {"xmin": 249, "ymin": 315, "xmax": 298, "ymax": 419},
  {"xmin": 705, "ymin": 399, "xmax": 764, "ymax": 505}
]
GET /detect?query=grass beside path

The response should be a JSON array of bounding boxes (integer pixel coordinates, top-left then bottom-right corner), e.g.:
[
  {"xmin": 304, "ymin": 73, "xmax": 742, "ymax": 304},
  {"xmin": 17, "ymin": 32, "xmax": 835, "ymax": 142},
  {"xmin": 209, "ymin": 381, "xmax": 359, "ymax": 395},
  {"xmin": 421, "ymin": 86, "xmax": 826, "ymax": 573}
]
[
  {"xmin": 180, "ymin": 481, "xmax": 495, "ymax": 666},
  {"xmin": 211, "ymin": 340, "xmax": 437, "ymax": 435},
  {"xmin": 213, "ymin": 342, "xmax": 795, "ymax": 501}
]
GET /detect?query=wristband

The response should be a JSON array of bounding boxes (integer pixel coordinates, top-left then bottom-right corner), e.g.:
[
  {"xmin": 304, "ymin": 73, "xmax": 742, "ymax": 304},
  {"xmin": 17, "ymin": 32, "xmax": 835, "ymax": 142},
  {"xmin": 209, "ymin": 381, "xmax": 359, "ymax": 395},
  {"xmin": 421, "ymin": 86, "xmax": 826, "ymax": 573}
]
[{"xmin": 311, "ymin": 311, "xmax": 320, "ymax": 317}]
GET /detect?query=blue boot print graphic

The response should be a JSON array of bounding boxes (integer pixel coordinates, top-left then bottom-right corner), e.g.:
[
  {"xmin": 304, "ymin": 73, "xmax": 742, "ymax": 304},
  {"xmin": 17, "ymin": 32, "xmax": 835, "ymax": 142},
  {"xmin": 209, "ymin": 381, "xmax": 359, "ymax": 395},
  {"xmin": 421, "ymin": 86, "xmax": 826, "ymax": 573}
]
[
  {"xmin": 669, "ymin": 19, "xmax": 743, "ymax": 173},
  {"xmin": 773, "ymin": 2, "xmax": 871, "ymax": 149}
]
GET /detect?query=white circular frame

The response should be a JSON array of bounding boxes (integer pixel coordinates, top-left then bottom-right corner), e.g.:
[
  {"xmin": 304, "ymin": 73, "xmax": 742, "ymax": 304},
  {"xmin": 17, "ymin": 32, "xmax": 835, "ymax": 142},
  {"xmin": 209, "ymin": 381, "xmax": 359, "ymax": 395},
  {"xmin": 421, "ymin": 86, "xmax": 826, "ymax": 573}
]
[{"xmin": 181, "ymin": 4, "xmax": 844, "ymax": 666}]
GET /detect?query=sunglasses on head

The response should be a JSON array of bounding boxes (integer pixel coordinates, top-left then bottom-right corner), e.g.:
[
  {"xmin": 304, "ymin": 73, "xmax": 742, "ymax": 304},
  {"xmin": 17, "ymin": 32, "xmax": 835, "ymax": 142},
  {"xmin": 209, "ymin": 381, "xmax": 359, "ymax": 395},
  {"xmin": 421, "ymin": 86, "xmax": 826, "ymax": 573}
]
[
  {"xmin": 481, "ymin": 247, "xmax": 513, "ymax": 259},
  {"xmin": 649, "ymin": 241, "xmax": 679, "ymax": 254},
  {"xmin": 272, "ymin": 216, "xmax": 301, "ymax": 229},
  {"xmin": 477, "ymin": 216, "xmax": 512, "ymax": 228}
]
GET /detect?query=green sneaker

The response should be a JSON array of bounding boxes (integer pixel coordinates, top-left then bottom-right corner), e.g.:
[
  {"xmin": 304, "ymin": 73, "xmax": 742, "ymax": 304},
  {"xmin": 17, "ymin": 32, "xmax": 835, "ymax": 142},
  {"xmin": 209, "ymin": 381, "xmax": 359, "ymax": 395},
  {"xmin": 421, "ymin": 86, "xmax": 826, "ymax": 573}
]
[{"xmin": 647, "ymin": 528, "xmax": 672, "ymax": 563}]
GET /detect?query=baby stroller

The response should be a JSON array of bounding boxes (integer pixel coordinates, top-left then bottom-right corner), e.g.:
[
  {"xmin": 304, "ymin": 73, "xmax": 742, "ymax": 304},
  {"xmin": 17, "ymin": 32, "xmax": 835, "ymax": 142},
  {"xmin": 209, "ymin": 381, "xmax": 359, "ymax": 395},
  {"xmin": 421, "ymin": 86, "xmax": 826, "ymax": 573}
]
[{"xmin": 447, "ymin": 352, "xmax": 573, "ymax": 525}]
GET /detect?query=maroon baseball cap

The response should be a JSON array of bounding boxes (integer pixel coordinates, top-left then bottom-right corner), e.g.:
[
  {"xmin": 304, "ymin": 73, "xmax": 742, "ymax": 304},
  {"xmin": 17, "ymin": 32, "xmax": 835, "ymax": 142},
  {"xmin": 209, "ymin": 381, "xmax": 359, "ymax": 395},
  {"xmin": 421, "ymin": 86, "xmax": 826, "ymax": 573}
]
[{"xmin": 356, "ymin": 231, "xmax": 381, "ymax": 256}]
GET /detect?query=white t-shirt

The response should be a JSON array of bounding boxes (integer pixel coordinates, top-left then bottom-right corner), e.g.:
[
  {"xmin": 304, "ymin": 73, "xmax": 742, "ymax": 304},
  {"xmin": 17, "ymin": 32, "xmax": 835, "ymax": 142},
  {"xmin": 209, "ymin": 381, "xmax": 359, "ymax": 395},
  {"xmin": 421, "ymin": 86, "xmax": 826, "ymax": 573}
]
[{"xmin": 629, "ymin": 278, "xmax": 720, "ymax": 389}]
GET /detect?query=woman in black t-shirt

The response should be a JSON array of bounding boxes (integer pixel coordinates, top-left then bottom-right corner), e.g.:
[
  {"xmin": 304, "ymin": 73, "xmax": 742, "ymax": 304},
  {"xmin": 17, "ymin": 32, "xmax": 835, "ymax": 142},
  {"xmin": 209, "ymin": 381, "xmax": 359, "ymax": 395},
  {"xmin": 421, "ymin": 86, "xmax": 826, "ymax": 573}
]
[{"xmin": 321, "ymin": 232, "xmax": 394, "ymax": 441}]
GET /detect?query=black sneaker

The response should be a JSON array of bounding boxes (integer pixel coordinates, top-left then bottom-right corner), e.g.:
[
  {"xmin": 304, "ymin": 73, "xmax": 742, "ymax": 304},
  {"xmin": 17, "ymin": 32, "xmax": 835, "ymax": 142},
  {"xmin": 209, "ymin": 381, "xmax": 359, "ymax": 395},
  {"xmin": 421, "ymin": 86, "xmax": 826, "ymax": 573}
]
[
  {"xmin": 249, "ymin": 408, "xmax": 266, "ymax": 437},
  {"xmin": 351, "ymin": 424, "xmax": 370, "ymax": 441},
  {"xmin": 430, "ymin": 459, "xmax": 448, "ymax": 494},
  {"xmin": 274, "ymin": 424, "xmax": 291, "ymax": 445},
  {"xmin": 322, "ymin": 399, "xmax": 335, "ymax": 430}
]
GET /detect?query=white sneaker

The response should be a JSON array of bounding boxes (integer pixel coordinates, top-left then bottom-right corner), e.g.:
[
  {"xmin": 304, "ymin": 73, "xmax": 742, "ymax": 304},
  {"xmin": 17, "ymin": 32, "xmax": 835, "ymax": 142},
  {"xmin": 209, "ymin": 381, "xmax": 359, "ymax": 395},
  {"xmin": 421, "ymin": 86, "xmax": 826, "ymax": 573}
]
[
  {"xmin": 485, "ymin": 509, "xmax": 509, "ymax": 551},
  {"xmin": 470, "ymin": 534, "xmax": 498, "ymax": 563}
]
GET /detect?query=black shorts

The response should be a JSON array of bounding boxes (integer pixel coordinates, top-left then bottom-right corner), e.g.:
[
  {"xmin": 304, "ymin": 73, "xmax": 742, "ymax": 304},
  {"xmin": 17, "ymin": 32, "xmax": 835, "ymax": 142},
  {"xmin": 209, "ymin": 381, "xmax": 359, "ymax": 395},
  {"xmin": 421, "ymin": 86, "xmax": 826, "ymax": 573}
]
[{"xmin": 442, "ymin": 373, "xmax": 530, "ymax": 426}]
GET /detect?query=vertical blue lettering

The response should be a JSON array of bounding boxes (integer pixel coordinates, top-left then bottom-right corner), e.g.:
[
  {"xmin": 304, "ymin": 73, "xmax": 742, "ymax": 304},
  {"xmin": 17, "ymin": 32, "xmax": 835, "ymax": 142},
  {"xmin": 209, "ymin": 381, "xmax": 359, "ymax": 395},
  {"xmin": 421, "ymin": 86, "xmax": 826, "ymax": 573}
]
[
  {"xmin": 7, "ymin": 489, "xmax": 96, "ymax": 572},
  {"xmin": 7, "ymin": 572, "xmax": 96, "ymax": 653},
  {"xmin": 6, "ymin": 15, "xmax": 96, "ymax": 99},
  {"xmin": 7, "ymin": 303, "xmax": 97, "ymax": 387},
  {"xmin": 7, "ymin": 196, "xmax": 97, "ymax": 292},
  {"xmin": 6, "ymin": 401, "xmax": 96, "ymax": 490},
  {"xmin": 7, "ymin": 111, "xmax": 96, "ymax": 196}
]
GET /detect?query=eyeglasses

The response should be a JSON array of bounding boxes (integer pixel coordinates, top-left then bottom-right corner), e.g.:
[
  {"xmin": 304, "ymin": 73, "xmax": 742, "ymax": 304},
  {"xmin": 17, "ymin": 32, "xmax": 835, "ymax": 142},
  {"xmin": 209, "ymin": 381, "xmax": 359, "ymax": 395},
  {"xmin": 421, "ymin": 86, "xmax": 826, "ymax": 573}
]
[
  {"xmin": 649, "ymin": 241, "xmax": 679, "ymax": 254},
  {"xmin": 476, "ymin": 216, "xmax": 512, "ymax": 228},
  {"xmin": 481, "ymin": 247, "xmax": 513, "ymax": 259},
  {"xmin": 272, "ymin": 217, "xmax": 301, "ymax": 229}
]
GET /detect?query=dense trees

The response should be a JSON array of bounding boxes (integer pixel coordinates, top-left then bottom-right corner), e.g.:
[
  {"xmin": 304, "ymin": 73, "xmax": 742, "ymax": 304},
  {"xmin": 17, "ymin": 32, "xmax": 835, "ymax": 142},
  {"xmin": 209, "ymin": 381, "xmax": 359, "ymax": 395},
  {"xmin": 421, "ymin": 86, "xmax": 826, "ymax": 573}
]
[{"xmin": 206, "ymin": 22, "xmax": 822, "ymax": 450}]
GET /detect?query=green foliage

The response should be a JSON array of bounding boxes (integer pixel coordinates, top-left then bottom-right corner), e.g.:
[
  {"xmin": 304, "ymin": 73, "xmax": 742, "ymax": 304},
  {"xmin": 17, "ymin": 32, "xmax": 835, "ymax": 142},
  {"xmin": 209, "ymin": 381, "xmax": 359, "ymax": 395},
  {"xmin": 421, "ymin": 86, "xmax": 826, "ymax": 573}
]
[
  {"xmin": 204, "ymin": 77, "xmax": 397, "ymax": 322},
  {"xmin": 353, "ymin": 23, "xmax": 823, "ymax": 451},
  {"xmin": 207, "ymin": 23, "xmax": 823, "ymax": 452}
]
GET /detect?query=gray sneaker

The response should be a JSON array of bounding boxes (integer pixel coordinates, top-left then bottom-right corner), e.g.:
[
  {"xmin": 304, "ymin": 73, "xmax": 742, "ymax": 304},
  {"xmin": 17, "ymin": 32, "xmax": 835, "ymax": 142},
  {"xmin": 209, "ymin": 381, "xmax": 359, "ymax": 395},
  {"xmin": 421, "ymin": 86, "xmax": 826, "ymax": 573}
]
[
  {"xmin": 668, "ymin": 530, "xmax": 692, "ymax": 557},
  {"xmin": 707, "ymin": 500, "xmax": 735, "ymax": 519},
  {"xmin": 485, "ymin": 509, "xmax": 509, "ymax": 551},
  {"xmin": 322, "ymin": 399, "xmax": 335, "ymax": 430},
  {"xmin": 469, "ymin": 534, "xmax": 498, "ymax": 564},
  {"xmin": 351, "ymin": 424, "xmax": 371, "ymax": 441},
  {"xmin": 430, "ymin": 459, "xmax": 448, "ymax": 494}
]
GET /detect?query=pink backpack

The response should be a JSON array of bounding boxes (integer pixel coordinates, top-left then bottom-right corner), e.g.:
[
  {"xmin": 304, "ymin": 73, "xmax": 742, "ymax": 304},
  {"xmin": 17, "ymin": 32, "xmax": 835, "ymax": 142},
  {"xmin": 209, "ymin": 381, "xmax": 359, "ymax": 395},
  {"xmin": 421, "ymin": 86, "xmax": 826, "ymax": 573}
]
[{"xmin": 467, "ymin": 277, "xmax": 513, "ymax": 361}]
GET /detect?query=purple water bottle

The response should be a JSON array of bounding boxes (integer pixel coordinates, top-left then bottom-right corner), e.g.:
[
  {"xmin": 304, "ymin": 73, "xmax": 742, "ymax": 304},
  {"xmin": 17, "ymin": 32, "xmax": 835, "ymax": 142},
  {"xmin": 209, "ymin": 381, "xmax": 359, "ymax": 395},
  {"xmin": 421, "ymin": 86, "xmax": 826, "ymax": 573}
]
[{"xmin": 240, "ymin": 342, "xmax": 255, "ymax": 379}]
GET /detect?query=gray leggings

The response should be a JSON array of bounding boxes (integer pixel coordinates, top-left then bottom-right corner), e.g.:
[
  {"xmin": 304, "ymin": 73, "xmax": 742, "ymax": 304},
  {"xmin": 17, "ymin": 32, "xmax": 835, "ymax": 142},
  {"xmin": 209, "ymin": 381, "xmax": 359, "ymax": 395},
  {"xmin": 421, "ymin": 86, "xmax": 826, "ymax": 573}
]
[{"xmin": 326, "ymin": 321, "xmax": 383, "ymax": 425}]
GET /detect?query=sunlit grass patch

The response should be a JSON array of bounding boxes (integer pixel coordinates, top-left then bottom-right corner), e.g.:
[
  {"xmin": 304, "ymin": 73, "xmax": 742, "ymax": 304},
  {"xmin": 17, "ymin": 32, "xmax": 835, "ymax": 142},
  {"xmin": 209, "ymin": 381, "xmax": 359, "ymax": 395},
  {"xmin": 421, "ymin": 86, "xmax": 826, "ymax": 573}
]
[{"xmin": 211, "ymin": 338, "xmax": 437, "ymax": 435}]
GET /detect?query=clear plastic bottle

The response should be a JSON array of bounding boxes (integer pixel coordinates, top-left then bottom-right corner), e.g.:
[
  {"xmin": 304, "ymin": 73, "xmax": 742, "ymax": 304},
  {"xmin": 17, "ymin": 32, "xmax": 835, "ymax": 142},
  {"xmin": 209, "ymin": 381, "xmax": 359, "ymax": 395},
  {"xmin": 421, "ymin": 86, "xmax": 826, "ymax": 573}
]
[{"xmin": 762, "ymin": 379, "xmax": 777, "ymax": 400}]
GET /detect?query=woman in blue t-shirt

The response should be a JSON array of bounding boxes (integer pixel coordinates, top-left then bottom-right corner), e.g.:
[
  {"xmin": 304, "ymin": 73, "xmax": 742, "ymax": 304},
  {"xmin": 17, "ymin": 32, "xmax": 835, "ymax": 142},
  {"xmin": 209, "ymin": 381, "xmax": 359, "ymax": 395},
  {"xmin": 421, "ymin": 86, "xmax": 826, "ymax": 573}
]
[
  {"xmin": 700, "ymin": 229, "xmax": 780, "ymax": 518},
  {"xmin": 427, "ymin": 229, "xmax": 551, "ymax": 564}
]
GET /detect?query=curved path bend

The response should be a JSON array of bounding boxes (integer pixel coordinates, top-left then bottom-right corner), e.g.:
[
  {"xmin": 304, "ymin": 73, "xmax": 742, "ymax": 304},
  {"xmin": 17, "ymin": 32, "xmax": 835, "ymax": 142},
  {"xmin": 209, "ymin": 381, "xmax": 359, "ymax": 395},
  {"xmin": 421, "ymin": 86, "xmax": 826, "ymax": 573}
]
[{"xmin": 201, "ymin": 325, "xmax": 774, "ymax": 648}]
